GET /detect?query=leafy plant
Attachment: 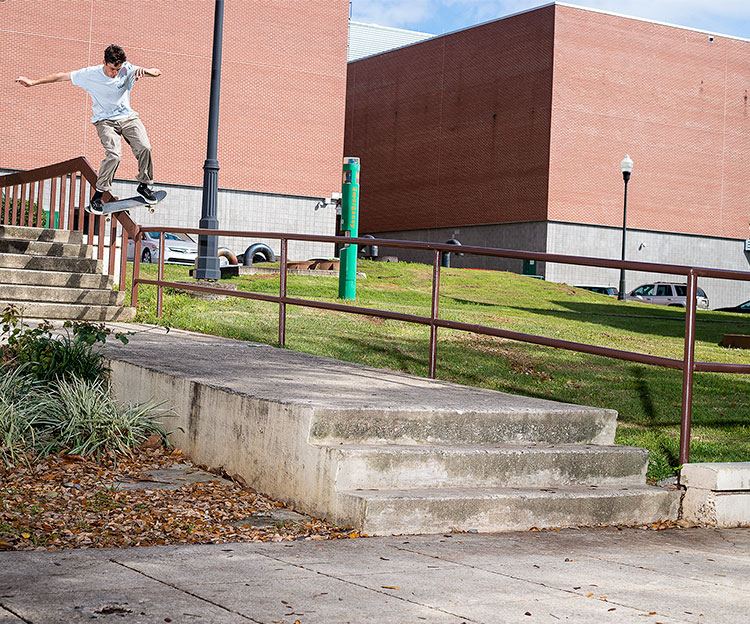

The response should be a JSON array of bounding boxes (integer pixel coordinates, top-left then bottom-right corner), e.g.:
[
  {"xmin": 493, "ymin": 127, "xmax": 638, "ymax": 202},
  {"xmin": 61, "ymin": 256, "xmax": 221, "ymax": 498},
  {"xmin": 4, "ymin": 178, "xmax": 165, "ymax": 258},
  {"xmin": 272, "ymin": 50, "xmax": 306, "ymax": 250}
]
[
  {"xmin": 0, "ymin": 366, "xmax": 44, "ymax": 466},
  {"xmin": 34, "ymin": 377, "xmax": 173, "ymax": 459},
  {"xmin": 0, "ymin": 305, "xmax": 168, "ymax": 465},
  {"xmin": 1, "ymin": 304, "xmax": 130, "ymax": 384}
]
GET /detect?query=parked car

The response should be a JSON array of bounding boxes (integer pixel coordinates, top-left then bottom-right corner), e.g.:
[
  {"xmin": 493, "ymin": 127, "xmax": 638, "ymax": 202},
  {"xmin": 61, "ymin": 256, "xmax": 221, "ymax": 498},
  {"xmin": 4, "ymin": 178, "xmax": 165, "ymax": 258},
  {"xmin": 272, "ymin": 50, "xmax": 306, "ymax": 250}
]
[
  {"xmin": 127, "ymin": 231, "xmax": 198, "ymax": 265},
  {"xmin": 625, "ymin": 282, "xmax": 709, "ymax": 309},
  {"xmin": 715, "ymin": 300, "xmax": 750, "ymax": 313},
  {"xmin": 577, "ymin": 286, "xmax": 618, "ymax": 298}
]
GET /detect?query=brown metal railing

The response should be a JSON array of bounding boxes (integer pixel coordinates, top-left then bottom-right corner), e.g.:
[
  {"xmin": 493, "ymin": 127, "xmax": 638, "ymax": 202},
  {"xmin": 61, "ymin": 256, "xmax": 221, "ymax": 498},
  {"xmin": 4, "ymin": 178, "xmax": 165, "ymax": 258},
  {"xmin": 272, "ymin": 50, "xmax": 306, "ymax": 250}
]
[
  {"xmin": 0, "ymin": 158, "xmax": 137, "ymax": 290},
  {"xmin": 132, "ymin": 227, "xmax": 750, "ymax": 467}
]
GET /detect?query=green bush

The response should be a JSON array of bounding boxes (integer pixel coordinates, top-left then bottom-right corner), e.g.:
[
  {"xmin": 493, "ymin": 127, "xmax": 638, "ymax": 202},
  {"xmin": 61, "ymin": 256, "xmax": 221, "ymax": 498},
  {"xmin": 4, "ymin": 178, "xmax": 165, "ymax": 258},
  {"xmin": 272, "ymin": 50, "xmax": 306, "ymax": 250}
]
[
  {"xmin": 0, "ymin": 366, "xmax": 44, "ymax": 466},
  {"xmin": 0, "ymin": 193, "xmax": 46, "ymax": 227},
  {"xmin": 0, "ymin": 305, "xmax": 172, "ymax": 465},
  {"xmin": 35, "ymin": 377, "xmax": 172, "ymax": 459},
  {"xmin": 1, "ymin": 305, "xmax": 129, "ymax": 384}
]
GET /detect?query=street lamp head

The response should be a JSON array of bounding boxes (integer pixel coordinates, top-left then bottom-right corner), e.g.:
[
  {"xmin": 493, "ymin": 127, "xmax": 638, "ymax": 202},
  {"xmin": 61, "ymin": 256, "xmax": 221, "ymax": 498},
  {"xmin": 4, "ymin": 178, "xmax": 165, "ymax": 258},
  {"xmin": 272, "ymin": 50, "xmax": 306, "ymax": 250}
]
[{"xmin": 621, "ymin": 154, "xmax": 634, "ymax": 174}]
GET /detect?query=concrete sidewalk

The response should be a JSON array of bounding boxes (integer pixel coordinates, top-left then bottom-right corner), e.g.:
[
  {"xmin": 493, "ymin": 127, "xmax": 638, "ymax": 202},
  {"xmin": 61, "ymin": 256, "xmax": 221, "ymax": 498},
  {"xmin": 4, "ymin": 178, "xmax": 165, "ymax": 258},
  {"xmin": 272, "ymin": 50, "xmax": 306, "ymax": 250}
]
[{"xmin": 2, "ymin": 527, "xmax": 748, "ymax": 623}]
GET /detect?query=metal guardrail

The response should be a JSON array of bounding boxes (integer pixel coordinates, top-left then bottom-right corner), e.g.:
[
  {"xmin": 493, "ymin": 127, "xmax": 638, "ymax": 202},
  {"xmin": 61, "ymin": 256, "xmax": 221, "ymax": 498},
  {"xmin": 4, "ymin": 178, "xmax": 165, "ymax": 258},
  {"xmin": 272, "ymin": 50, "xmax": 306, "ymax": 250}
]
[
  {"xmin": 133, "ymin": 227, "xmax": 750, "ymax": 468},
  {"xmin": 0, "ymin": 158, "xmax": 135, "ymax": 290}
]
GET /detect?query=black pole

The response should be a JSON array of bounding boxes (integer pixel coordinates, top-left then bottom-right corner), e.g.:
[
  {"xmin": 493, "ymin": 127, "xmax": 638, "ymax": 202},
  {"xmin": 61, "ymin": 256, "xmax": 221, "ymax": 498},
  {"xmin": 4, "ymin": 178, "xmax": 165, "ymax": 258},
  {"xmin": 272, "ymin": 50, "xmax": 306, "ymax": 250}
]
[
  {"xmin": 195, "ymin": 0, "xmax": 224, "ymax": 280},
  {"xmin": 617, "ymin": 171, "xmax": 630, "ymax": 300}
]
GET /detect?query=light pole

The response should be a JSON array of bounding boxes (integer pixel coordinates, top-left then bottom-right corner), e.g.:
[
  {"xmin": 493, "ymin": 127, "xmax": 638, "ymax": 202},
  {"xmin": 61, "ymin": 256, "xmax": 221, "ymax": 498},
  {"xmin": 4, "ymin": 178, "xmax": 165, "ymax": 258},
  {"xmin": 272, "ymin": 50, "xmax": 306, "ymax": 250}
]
[
  {"xmin": 195, "ymin": 0, "xmax": 224, "ymax": 280},
  {"xmin": 617, "ymin": 154, "xmax": 633, "ymax": 300}
]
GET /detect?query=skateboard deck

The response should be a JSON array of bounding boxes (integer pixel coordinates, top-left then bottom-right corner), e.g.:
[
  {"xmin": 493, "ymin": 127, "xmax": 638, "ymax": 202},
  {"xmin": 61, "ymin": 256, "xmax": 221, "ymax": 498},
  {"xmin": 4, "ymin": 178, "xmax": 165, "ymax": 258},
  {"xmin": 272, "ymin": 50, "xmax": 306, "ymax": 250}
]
[{"xmin": 87, "ymin": 190, "xmax": 167, "ymax": 216}]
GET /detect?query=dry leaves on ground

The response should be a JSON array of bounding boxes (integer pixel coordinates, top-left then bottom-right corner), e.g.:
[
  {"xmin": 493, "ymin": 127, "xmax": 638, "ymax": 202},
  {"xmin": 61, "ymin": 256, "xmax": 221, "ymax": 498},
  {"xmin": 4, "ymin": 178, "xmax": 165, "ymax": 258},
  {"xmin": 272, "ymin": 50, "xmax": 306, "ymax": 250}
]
[{"xmin": 0, "ymin": 448, "xmax": 359, "ymax": 551}]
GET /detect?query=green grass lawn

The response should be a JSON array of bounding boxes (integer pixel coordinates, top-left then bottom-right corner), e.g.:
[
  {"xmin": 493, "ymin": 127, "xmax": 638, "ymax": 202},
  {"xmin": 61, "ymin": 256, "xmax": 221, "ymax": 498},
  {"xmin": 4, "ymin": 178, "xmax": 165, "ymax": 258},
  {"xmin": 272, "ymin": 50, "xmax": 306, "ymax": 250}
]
[{"xmin": 126, "ymin": 261, "xmax": 750, "ymax": 481}]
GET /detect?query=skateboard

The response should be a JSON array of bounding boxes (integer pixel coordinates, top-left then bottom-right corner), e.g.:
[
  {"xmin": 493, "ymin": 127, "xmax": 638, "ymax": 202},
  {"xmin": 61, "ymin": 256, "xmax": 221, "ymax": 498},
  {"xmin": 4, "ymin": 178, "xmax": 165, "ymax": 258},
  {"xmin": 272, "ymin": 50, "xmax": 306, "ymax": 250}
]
[{"xmin": 87, "ymin": 190, "xmax": 167, "ymax": 217}]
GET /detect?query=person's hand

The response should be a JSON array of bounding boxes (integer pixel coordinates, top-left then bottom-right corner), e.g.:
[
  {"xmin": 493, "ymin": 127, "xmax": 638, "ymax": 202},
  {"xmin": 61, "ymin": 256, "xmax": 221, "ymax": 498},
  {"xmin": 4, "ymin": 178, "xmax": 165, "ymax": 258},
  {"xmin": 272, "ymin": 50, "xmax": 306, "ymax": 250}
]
[{"xmin": 15, "ymin": 76, "xmax": 34, "ymax": 87}]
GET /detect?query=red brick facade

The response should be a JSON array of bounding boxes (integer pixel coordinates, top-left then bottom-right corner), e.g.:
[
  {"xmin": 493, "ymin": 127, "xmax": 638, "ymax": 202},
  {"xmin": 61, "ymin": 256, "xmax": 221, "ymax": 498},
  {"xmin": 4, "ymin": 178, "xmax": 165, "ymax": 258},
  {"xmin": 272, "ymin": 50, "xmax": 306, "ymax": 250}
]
[
  {"xmin": 345, "ymin": 6, "xmax": 555, "ymax": 233},
  {"xmin": 1, "ymin": 0, "xmax": 349, "ymax": 199},
  {"xmin": 346, "ymin": 5, "xmax": 750, "ymax": 240},
  {"xmin": 549, "ymin": 5, "xmax": 749, "ymax": 239}
]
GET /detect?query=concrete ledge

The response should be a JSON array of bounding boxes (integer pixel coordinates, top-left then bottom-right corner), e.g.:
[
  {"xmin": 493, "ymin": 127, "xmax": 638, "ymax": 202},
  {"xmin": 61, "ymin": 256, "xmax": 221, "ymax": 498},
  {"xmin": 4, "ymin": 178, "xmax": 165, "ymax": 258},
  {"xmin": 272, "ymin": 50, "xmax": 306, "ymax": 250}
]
[
  {"xmin": 681, "ymin": 462, "xmax": 750, "ymax": 527},
  {"xmin": 100, "ymin": 326, "xmax": 679, "ymax": 534}
]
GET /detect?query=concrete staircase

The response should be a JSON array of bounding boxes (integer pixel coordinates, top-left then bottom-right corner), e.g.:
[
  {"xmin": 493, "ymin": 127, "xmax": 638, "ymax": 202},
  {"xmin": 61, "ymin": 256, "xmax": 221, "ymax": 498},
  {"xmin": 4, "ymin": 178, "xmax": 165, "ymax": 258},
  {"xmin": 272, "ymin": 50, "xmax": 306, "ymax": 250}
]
[
  {"xmin": 309, "ymin": 405, "xmax": 678, "ymax": 534},
  {"xmin": 104, "ymin": 331, "xmax": 681, "ymax": 536},
  {"xmin": 0, "ymin": 225, "xmax": 135, "ymax": 321}
]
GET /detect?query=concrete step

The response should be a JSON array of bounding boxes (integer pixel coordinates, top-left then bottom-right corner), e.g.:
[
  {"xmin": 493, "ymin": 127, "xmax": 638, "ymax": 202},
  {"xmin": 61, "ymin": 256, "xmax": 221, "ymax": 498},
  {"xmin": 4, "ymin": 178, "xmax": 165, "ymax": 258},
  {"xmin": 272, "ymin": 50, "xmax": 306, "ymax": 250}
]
[
  {"xmin": 0, "ymin": 225, "xmax": 83, "ymax": 244},
  {"xmin": 2, "ymin": 284, "xmax": 125, "ymax": 306},
  {"xmin": 0, "ymin": 252, "xmax": 102, "ymax": 274},
  {"xmin": 338, "ymin": 485, "xmax": 681, "ymax": 536},
  {"xmin": 0, "ymin": 267, "xmax": 113, "ymax": 289},
  {"xmin": 310, "ymin": 403, "xmax": 617, "ymax": 446},
  {"xmin": 0, "ymin": 238, "xmax": 95, "ymax": 258},
  {"xmin": 0, "ymin": 301, "xmax": 136, "ymax": 322},
  {"xmin": 325, "ymin": 443, "xmax": 649, "ymax": 490}
]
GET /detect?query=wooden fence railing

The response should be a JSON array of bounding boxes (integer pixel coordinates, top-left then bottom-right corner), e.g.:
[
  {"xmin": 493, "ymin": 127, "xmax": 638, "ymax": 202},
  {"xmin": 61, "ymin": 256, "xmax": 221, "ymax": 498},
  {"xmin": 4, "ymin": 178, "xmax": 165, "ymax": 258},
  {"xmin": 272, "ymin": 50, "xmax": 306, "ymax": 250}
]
[{"xmin": 0, "ymin": 157, "xmax": 137, "ymax": 290}]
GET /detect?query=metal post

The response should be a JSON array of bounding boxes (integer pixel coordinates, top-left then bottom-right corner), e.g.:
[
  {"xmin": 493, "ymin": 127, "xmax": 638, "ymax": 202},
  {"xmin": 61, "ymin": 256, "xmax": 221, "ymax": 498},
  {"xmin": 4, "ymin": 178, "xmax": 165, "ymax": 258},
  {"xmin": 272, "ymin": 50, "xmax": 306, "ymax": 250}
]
[
  {"xmin": 157, "ymin": 231, "xmax": 165, "ymax": 317},
  {"xmin": 679, "ymin": 270, "xmax": 698, "ymax": 468},
  {"xmin": 279, "ymin": 238, "xmax": 288, "ymax": 347},
  {"xmin": 617, "ymin": 172, "xmax": 630, "ymax": 299},
  {"xmin": 429, "ymin": 249, "xmax": 441, "ymax": 379},
  {"xmin": 195, "ymin": 0, "xmax": 224, "ymax": 280},
  {"xmin": 338, "ymin": 157, "xmax": 360, "ymax": 300}
]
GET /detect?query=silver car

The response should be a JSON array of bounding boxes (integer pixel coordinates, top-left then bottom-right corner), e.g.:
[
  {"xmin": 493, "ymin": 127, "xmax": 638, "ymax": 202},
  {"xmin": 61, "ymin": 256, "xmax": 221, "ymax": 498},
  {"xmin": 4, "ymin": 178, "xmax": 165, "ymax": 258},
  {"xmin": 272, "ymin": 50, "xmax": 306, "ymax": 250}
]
[
  {"xmin": 127, "ymin": 231, "xmax": 198, "ymax": 264},
  {"xmin": 626, "ymin": 282, "xmax": 709, "ymax": 309}
]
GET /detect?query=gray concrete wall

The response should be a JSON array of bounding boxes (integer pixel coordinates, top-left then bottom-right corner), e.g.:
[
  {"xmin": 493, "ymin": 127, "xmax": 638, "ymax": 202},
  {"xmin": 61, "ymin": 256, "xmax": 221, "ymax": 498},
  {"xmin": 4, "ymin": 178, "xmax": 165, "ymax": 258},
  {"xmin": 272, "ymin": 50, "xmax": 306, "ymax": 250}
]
[
  {"xmin": 545, "ymin": 222, "xmax": 750, "ymax": 310},
  {"xmin": 111, "ymin": 180, "xmax": 337, "ymax": 262},
  {"xmin": 361, "ymin": 219, "xmax": 750, "ymax": 309},
  {"xmin": 367, "ymin": 222, "xmax": 548, "ymax": 273}
]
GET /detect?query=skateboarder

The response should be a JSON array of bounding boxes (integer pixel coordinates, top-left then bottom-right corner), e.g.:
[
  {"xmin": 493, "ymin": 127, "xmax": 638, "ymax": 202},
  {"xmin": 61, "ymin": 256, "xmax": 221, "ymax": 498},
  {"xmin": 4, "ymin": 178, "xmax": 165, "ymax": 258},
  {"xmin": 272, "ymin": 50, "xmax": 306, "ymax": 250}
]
[{"xmin": 16, "ymin": 44, "xmax": 161, "ymax": 214}]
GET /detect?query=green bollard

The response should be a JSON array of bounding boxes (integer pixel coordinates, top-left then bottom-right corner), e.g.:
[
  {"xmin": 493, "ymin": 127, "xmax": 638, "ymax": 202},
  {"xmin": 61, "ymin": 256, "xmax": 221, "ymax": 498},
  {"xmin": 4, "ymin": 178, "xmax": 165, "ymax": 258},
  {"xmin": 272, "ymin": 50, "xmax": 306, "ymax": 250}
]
[{"xmin": 338, "ymin": 157, "xmax": 360, "ymax": 300}]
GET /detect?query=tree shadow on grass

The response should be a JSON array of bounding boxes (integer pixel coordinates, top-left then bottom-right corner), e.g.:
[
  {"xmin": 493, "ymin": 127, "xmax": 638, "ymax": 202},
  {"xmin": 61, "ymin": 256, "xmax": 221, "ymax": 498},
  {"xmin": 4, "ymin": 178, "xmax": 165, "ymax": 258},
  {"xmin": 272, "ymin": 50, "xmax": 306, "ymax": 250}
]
[{"xmin": 506, "ymin": 300, "xmax": 750, "ymax": 343}]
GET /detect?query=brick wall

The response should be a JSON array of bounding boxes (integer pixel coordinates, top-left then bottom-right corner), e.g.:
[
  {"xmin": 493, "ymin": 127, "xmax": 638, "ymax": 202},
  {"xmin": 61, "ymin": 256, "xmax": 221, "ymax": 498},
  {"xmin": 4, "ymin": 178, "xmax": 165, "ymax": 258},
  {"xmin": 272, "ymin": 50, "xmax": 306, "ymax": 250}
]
[
  {"xmin": 1, "ymin": 0, "xmax": 348, "ymax": 200},
  {"xmin": 345, "ymin": 6, "xmax": 555, "ymax": 233},
  {"xmin": 549, "ymin": 5, "xmax": 750, "ymax": 240},
  {"xmin": 345, "ymin": 4, "xmax": 750, "ymax": 242}
]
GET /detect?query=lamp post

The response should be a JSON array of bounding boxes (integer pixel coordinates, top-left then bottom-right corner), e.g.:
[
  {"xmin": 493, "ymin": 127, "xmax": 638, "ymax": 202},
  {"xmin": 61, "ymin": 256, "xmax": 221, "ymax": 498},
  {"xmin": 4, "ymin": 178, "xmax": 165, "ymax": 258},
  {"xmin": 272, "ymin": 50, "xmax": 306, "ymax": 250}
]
[
  {"xmin": 617, "ymin": 154, "xmax": 633, "ymax": 300},
  {"xmin": 195, "ymin": 0, "xmax": 224, "ymax": 280}
]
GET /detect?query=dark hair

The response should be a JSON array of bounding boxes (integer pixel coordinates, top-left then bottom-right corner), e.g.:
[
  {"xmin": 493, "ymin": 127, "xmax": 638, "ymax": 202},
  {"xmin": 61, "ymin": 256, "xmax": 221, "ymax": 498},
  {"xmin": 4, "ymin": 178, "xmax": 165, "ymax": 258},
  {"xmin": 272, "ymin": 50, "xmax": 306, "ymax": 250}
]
[{"xmin": 104, "ymin": 44, "xmax": 126, "ymax": 65}]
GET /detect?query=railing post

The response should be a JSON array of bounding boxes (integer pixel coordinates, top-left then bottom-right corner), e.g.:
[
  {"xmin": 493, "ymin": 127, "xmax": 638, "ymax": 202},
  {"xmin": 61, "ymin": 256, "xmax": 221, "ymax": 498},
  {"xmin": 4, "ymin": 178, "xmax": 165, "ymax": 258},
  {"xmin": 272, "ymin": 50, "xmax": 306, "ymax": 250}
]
[
  {"xmin": 679, "ymin": 270, "xmax": 698, "ymax": 468},
  {"xmin": 119, "ymin": 227, "xmax": 129, "ymax": 292},
  {"xmin": 36, "ymin": 179, "xmax": 45, "ymax": 226},
  {"xmin": 157, "ymin": 232, "xmax": 165, "ymax": 317},
  {"xmin": 429, "ymin": 249, "xmax": 441, "ymax": 379},
  {"xmin": 279, "ymin": 238, "xmax": 288, "ymax": 347},
  {"xmin": 131, "ymin": 229, "xmax": 142, "ymax": 307}
]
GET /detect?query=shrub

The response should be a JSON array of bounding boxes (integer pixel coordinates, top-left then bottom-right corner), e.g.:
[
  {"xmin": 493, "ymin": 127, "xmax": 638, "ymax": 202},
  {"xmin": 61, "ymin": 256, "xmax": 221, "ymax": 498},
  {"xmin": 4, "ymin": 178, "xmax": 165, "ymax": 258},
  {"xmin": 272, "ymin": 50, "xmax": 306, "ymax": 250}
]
[
  {"xmin": 0, "ymin": 305, "xmax": 172, "ymax": 465},
  {"xmin": 0, "ymin": 366, "xmax": 44, "ymax": 466},
  {"xmin": 34, "ymin": 377, "xmax": 172, "ymax": 459},
  {"xmin": 1, "ymin": 305, "xmax": 129, "ymax": 384}
]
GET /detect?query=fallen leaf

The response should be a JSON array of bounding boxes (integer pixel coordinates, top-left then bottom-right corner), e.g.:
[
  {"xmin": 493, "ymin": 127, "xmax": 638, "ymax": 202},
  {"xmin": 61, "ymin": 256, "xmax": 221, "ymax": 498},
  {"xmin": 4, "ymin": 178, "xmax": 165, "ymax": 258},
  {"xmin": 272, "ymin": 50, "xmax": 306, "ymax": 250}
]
[{"xmin": 381, "ymin": 586, "xmax": 400, "ymax": 590}]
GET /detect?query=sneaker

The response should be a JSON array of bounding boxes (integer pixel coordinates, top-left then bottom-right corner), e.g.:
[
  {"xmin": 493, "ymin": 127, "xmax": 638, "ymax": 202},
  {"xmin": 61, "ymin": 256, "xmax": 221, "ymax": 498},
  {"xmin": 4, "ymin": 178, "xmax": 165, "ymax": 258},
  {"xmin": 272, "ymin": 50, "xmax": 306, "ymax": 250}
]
[
  {"xmin": 88, "ymin": 195, "xmax": 104, "ymax": 214},
  {"xmin": 137, "ymin": 183, "xmax": 157, "ymax": 203}
]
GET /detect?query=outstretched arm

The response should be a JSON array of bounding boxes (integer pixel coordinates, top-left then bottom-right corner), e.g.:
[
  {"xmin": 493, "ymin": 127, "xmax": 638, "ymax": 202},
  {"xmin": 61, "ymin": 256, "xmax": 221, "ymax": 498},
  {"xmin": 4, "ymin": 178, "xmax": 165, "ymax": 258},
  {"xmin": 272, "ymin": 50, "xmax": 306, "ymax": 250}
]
[
  {"xmin": 15, "ymin": 72, "xmax": 71, "ymax": 87},
  {"xmin": 134, "ymin": 68, "xmax": 162, "ymax": 79}
]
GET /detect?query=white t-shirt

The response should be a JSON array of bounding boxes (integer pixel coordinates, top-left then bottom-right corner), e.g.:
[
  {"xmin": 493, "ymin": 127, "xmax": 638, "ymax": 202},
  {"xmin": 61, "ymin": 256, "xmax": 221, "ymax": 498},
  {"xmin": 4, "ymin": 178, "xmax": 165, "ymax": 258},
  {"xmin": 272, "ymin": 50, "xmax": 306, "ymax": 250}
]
[{"xmin": 70, "ymin": 62, "xmax": 141, "ymax": 123}]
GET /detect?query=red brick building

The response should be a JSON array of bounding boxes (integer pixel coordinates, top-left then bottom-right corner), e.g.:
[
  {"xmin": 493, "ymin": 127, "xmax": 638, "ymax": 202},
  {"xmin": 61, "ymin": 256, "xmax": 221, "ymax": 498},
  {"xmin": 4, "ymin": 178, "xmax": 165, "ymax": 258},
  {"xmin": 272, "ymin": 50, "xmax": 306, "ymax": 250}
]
[
  {"xmin": 345, "ymin": 3, "xmax": 750, "ymax": 307},
  {"xmin": 1, "ymin": 0, "xmax": 349, "ymax": 259}
]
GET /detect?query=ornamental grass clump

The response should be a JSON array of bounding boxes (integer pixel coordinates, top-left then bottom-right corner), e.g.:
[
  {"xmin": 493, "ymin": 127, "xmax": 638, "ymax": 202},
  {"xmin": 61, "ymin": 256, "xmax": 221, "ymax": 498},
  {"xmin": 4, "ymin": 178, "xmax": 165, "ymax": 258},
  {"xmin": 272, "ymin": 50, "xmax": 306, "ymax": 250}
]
[
  {"xmin": 0, "ymin": 305, "xmax": 173, "ymax": 466},
  {"xmin": 0, "ymin": 366, "xmax": 44, "ymax": 466},
  {"xmin": 35, "ymin": 377, "xmax": 172, "ymax": 459}
]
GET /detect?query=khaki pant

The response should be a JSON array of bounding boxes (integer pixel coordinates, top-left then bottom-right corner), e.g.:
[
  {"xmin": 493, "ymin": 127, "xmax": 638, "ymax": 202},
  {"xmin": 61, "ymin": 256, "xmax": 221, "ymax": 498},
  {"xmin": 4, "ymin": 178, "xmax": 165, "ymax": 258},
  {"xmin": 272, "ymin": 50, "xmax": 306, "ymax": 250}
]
[{"xmin": 94, "ymin": 114, "xmax": 153, "ymax": 192}]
